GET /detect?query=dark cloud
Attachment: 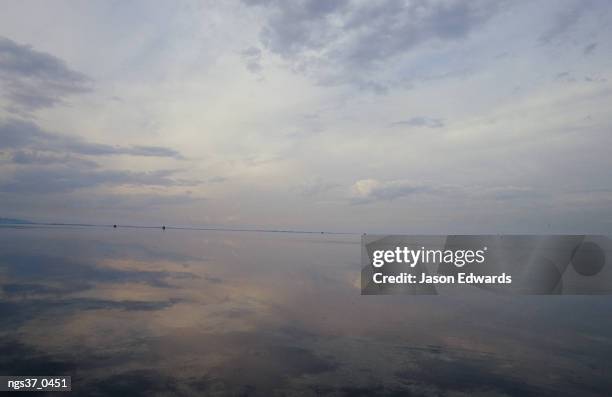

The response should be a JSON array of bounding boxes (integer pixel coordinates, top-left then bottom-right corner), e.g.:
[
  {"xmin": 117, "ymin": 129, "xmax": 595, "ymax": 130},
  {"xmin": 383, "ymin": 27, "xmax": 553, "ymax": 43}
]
[
  {"xmin": 0, "ymin": 36, "xmax": 92, "ymax": 113},
  {"xmin": 245, "ymin": 0, "xmax": 505, "ymax": 90},
  {"xmin": 0, "ymin": 118, "xmax": 184, "ymax": 159},
  {"xmin": 390, "ymin": 116, "xmax": 445, "ymax": 128}
]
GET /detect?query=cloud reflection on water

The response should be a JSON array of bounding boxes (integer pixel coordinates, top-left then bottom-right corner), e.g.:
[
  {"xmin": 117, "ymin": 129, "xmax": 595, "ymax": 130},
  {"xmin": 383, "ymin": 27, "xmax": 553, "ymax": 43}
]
[{"xmin": 0, "ymin": 227, "xmax": 611, "ymax": 396}]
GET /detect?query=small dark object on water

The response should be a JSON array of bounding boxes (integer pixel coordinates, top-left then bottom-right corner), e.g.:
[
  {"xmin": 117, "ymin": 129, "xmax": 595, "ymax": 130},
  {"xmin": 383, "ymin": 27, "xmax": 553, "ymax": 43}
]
[
  {"xmin": 113, "ymin": 224, "xmax": 117, "ymax": 228},
  {"xmin": 162, "ymin": 225, "xmax": 166, "ymax": 230}
]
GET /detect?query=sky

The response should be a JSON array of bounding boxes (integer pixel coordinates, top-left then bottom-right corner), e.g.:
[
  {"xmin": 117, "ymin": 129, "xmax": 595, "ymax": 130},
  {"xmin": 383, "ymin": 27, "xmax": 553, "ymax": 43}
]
[{"xmin": 0, "ymin": 0, "xmax": 611, "ymax": 233}]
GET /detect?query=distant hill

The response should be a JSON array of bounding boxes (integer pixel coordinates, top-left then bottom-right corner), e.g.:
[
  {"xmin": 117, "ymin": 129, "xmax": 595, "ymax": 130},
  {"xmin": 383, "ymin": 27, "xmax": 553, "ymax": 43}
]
[{"xmin": 0, "ymin": 217, "xmax": 33, "ymax": 225}]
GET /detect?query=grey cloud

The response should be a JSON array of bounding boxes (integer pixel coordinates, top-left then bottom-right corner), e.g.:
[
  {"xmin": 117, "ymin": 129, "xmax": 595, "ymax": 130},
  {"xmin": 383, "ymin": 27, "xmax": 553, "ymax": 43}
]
[
  {"xmin": 0, "ymin": 167, "xmax": 193, "ymax": 194},
  {"xmin": 0, "ymin": 36, "xmax": 92, "ymax": 113},
  {"xmin": 207, "ymin": 176, "xmax": 227, "ymax": 183},
  {"xmin": 350, "ymin": 179, "xmax": 434, "ymax": 203},
  {"xmin": 256, "ymin": 0, "xmax": 350, "ymax": 57},
  {"xmin": 584, "ymin": 75, "xmax": 606, "ymax": 83},
  {"xmin": 107, "ymin": 193, "xmax": 206, "ymax": 209},
  {"xmin": 245, "ymin": 0, "xmax": 505, "ymax": 90},
  {"xmin": 0, "ymin": 252, "xmax": 197, "ymax": 295},
  {"xmin": 240, "ymin": 47, "xmax": 263, "ymax": 73},
  {"xmin": 583, "ymin": 42, "xmax": 597, "ymax": 55},
  {"xmin": 538, "ymin": 1, "xmax": 600, "ymax": 44},
  {"xmin": 350, "ymin": 179, "xmax": 541, "ymax": 204},
  {"xmin": 338, "ymin": 1, "xmax": 500, "ymax": 62},
  {"xmin": 0, "ymin": 118, "xmax": 184, "ymax": 159},
  {"xmin": 354, "ymin": 80, "xmax": 388, "ymax": 94},
  {"xmin": 293, "ymin": 178, "xmax": 339, "ymax": 197},
  {"xmin": 554, "ymin": 71, "xmax": 606, "ymax": 84},
  {"xmin": 120, "ymin": 145, "xmax": 184, "ymax": 158},
  {"xmin": 63, "ymin": 141, "xmax": 184, "ymax": 158},
  {"xmin": 539, "ymin": 10, "xmax": 579, "ymax": 44},
  {"xmin": 390, "ymin": 117, "xmax": 445, "ymax": 128},
  {"xmin": 0, "ymin": 191, "xmax": 207, "ymax": 222},
  {"xmin": 11, "ymin": 150, "xmax": 98, "ymax": 168},
  {"xmin": 0, "ymin": 118, "xmax": 41, "ymax": 148},
  {"xmin": 483, "ymin": 186, "xmax": 539, "ymax": 200},
  {"xmin": 0, "ymin": 119, "xmax": 200, "ymax": 197}
]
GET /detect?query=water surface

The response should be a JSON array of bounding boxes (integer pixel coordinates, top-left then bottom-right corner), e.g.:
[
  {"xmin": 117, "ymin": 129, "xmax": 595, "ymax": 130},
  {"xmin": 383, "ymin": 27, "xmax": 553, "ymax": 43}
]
[{"xmin": 0, "ymin": 227, "xmax": 611, "ymax": 396}]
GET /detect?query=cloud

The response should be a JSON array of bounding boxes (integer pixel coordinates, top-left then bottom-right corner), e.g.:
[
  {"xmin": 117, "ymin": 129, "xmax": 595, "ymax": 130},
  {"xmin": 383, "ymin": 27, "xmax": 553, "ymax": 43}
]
[
  {"xmin": 293, "ymin": 178, "xmax": 339, "ymax": 197},
  {"xmin": 0, "ymin": 36, "xmax": 92, "ymax": 113},
  {"xmin": 537, "ymin": 0, "xmax": 601, "ymax": 44},
  {"xmin": 207, "ymin": 176, "xmax": 227, "ymax": 183},
  {"xmin": 245, "ymin": 0, "xmax": 505, "ymax": 90},
  {"xmin": 0, "ymin": 253, "xmax": 193, "ymax": 289},
  {"xmin": 0, "ymin": 167, "xmax": 194, "ymax": 194},
  {"xmin": 350, "ymin": 179, "xmax": 434, "ymax": 203},
  {"xmin": 481, "ymin": 186, "xmax": 539, "ymax": 201},
  {"xmin": 390, "ymin": 116, "xmax": 445, "ymax": 128},
  {"xmin": 10, "ymin": 150, "xmax": 98, "ymax": 168},
  {"xmin": 583, "ymin": 42, "xmax": 597, "ymax": 55},
  {"xmin": 240, "ymin": 46, "xmax": 263, "ymax": 73},
  {"xmin": 0, "ymin": 119, "xmax": 197, "ymax": 194},
  {"xmin": 0, "ymin": 118, "xmax": 184, "ymax": 159},
  {"xmin": 100, "ymin": 193, "xmax": 207, "ymax": 209},
  {"xmin": 350, "ymin": 179, "xmax": 540, "ymax": 204}
]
